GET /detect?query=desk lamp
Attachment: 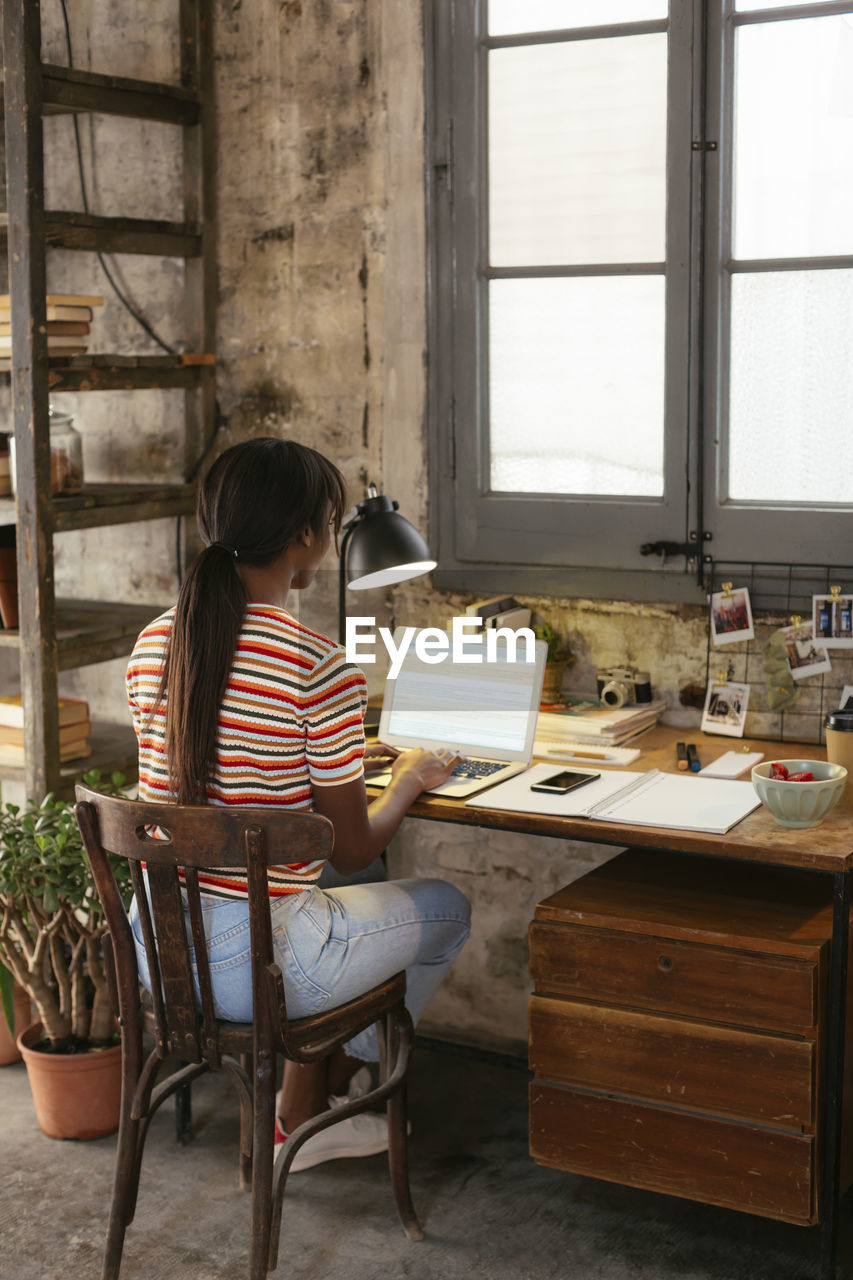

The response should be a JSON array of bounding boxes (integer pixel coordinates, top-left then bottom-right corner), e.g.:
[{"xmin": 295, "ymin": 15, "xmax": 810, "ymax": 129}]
[{"xmin": 337, "ymin": 482, "xmax": 436, "ymax": 642}]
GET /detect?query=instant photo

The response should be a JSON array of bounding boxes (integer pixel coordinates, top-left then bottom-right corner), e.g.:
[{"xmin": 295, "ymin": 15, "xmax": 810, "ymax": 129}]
[
  {"xmin": 813, "ymin": 593, "xmax": 853, "ymax": 650},
  {"xmin": 783, "ymin": 620, "xmax": 832, "ymax": 682},
  {"xmin": 710, "ymin": 587, "xmax": 755, "ymax": 647},
  {"xmin": 701, "ymin": 680, "xmax": 750, "ymax": 738}
]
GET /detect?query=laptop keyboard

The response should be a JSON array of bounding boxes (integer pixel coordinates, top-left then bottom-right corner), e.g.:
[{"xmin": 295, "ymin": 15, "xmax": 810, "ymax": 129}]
[{"xmin": 449, "ymin": 759, "xmax": 505, "ymax": 780}]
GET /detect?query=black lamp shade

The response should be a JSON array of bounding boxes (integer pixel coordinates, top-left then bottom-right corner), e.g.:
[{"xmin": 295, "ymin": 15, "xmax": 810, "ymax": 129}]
[{"xmin": 347, "ymin": 502, "xmax": 436, "ymax": 589}]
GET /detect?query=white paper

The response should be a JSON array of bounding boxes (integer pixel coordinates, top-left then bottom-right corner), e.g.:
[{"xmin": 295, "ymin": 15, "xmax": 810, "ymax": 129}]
[
  {"xmin": 467, "ymin": 762, "xmax": 761, "ymax": 833},
  {"xmin": 698, "ymin": 750, "xmax": 764, "ymax": 779},
  {"xmin": 466, "ymin": 762, "xmax": 644, "ymax": 817},
  {"xmin": 590, "ymin": 770, "xmax": 761, "ymax": 834}
]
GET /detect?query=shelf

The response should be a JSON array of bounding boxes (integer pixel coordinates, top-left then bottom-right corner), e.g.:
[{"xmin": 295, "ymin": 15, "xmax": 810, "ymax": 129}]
[
  {"xmin": 0, "ymin": 599, "xmax": 166, "ymax": 669},
  {"xmin": 0, "ymin": 354, "xmax": 214, "ymax": 390},
  {"xmin": 0, "ymin": 211, "xmax": 202, "ymax": 257},
  {"xmin": 0, "ymin": 66, "xmax": 200, "ymax": 126},
  {"xmin": 0, "ymin": 720, "xmax": 139, "ymax": 787},
  {"xmin": 0, "ymin": 482, "xmax": 196, "ymax": 531},
  {"xmin": 1, "ymin": 0, "xmax": 214, "ymax": 799},
  {"xmin": 42, "ymin": 65, "xmax": 200, "ymax": 125}
]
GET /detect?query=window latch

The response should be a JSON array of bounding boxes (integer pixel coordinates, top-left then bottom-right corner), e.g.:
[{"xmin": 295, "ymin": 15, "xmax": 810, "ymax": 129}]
[
  {"xmin": 640, "ymin": 532, "xmax": 713, "ymax": 561},
  {"xmin": 641, "ymin": 534, "xmax": 713, "ymax": 587},
  {"xmin": 691, "ymin": 140, "xmax": 718, "ymax": 152}
]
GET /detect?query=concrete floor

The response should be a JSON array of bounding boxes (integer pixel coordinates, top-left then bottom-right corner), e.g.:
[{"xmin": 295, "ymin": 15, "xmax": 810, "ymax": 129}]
[{"xmin": 1, "ymin": 1043, "xmax": 850, "ymax": 1280}]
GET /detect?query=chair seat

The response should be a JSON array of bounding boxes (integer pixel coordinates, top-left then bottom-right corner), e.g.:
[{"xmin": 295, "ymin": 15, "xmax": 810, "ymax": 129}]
[{"xmin": 142, "ymin": 971, "xmax": 407, "ymax": 1058}]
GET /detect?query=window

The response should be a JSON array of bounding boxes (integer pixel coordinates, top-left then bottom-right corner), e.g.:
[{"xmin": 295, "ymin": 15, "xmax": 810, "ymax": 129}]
[{"xmin": 426, "ymin": 1, "xmax": 853, "ymax": 600}]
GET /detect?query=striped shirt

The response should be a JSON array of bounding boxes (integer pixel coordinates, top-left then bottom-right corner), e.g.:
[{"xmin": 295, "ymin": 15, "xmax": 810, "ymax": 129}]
[{"xmin": 126, "ymin": 604, "xmax": 367, "ymax": 900}]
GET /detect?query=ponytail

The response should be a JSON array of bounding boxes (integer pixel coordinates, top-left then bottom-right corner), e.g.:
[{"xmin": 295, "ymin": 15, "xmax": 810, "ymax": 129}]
[
  {"xmin": 151, "ymin": 438, "xmax": 346, "ymax": 805},
  {"xmin": 159, "ymin": 546, "xmax": 246, "ymax": 804}
]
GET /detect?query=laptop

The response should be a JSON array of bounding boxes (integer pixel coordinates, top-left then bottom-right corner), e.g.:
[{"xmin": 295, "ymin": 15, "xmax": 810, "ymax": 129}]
[{"xmin": 366, "ymin": 629, "xmax": 547, "ymax": 798}]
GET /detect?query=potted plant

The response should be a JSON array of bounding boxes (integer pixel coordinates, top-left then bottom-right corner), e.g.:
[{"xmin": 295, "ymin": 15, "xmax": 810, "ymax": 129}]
[
  {"xmin": 0, "ymin": 770, "xmax": 130, "ymax": 1138},
  {"xmin": 0, "ymin": 958, "xmax": 31, "ymax": 1064},
  {"xmin": 533, "ymin": 621, "xmax": 574, "ymax": 703}
]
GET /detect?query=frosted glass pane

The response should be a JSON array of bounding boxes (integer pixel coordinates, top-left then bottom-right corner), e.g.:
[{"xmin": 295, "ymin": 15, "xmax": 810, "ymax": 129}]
[
  {"xmin": 736, "ymin": 0, "xmax": 844, "ymax": 10},
  {"xmin": 734, "ymin": 18, "xmax": 853, "ymax": 259},
  {"xmin": 729, "ymin": 271, "xmax": 853, "ymax": 504},
  {"xmin": 489, "ymin": 0, "xmax": 666, "ymax": 35},
  {"xmin": 489, "ymin": 36, "xmax": 667, "ymax": 266},
  {"xmin": 489, "ymin": 277, "xmax": 665, "ymax": 495}
]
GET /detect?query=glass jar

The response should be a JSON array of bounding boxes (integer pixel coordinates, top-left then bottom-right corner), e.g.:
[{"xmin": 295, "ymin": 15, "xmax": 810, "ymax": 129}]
[
  {"xmin": 10, "ymin": 405, "xmax": 84, "ymax": 497},
  {"xmin": 0, "ymin": 434, "xmax": 10, "ymax": 498}
]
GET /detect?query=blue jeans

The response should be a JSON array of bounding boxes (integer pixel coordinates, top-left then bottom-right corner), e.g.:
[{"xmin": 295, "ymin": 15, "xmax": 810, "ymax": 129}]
[{"xmin": 129, "ymin": 877, "xmax": 470, "ymax": 1061}]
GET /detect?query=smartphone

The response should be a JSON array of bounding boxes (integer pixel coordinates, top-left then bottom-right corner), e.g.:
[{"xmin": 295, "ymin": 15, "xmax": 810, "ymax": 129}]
[{"xmin": 530, "ymin": 770, "xmax": 600, "ymax": 794}]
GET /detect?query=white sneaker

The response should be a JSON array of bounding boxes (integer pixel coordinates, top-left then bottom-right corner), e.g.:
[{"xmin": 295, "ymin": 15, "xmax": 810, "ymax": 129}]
[
  {"xmin": 284, "ymin": 1110, "xmax": 390, "ymax": 1172},
  {"xmin": 335, "ymin": 1065, "xmax": 374, "ymax": 1103},
  {"xmin": 329, "ymin": 1075, "xmax": 412, "ymax": 1138}
]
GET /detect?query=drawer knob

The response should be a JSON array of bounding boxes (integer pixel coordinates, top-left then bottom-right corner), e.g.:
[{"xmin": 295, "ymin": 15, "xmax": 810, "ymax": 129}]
[{"xmin": 657, "ymin": 954, "xmax": 673, "ymax": 972}]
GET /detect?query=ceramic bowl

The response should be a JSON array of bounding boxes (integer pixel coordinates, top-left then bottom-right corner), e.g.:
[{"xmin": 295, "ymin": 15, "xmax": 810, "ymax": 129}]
[{"xmin": 751, "ymin": 759, "xmax": 847, "ymax": 829}]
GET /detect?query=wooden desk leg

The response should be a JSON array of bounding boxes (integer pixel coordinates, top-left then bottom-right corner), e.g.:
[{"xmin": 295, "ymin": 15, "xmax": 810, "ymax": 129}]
[{"xmin": 820, "ymin": 870, "xmax": 850, "ymax": 1280}]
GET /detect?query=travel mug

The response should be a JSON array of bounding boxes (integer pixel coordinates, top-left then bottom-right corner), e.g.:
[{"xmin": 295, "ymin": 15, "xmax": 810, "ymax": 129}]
[{"xmin": 825, "ymin": 708, "xmax": 853, "ymax": 783}]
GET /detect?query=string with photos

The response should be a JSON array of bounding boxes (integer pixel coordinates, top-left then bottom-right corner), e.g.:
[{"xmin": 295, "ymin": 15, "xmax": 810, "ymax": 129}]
[{"xmin": 703, "ymin": 560, "xmax": 853, "ymax": 745}]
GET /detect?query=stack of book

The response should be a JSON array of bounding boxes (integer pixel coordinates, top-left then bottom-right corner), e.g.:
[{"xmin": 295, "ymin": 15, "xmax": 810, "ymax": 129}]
[
  {"xmin": 536, "ymin": 695, "xmax": 666, "ymax": 750},
  {"xmin": 0, "ymin": 695, "xmax": 91, "ymax": 766},
  {"xmin": 464, "ymin": 595, "xmax": 532, "ymax": 630},
  {"xmin": 0, "ymin": 293, "xmax": 104, "ymax": 358}
]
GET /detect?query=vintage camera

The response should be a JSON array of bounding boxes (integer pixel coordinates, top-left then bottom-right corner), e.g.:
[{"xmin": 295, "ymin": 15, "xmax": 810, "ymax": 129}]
[{"xmin": 596, "ymin": 665, "xmax": 653, "ymax": 708}]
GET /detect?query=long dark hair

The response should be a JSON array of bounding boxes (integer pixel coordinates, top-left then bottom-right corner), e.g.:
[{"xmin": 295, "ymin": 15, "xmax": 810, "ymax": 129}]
[{"xmin": 156, "ymin": 438, "xmax": 346, "ymax": 804}]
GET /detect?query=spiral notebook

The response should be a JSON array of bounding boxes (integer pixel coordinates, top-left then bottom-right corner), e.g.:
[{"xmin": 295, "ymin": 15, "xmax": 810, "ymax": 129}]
[{"xmin": 465, "ymin": 763, "xmax": 761, "ymax": 835}]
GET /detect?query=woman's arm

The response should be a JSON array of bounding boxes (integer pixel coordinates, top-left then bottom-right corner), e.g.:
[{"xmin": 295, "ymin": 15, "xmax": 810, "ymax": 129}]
[{"xmin": 311, "ymin": 749, "xmax": 463, "ymax": 874}]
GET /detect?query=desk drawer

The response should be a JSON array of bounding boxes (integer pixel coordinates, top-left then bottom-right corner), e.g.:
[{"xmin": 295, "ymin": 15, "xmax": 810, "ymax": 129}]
[
  {"xmin": 530, "ymin": 995, "xmax": 814, "ymax": 1129},
  {"xmin": 530, "ymin": 1083, "xmax": 815, "ymax": 1225},
  {"xmin": 529, "ymin": 922, "xmax": 818, "ymax": 1034}
]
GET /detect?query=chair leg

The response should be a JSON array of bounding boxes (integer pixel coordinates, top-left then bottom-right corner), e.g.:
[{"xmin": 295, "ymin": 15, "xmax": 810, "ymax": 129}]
[
  {"xmin": 249, "ymin": 1049, "xmax": 276, "ymax": 1280},
  {"xmin": 219, "ymin": 1054, "xmax": 255, "ymax": 1192},
  {"xmin": 120, "ymin": 1050, "xmax": 168, "ymax": 1229},
  {"xmin": 385, "ymin": 1009, "xmax": 424, "ymax": 1243},
  {"xmin": 239, "ymin": 1053, "xmax": 253, "ymax": 1192},
  {"xmin": 174, "ymin": 1079, "xmax": 193, "ymax": 1145},
  {"xmin": 102, "ymin": 1058, "xmax": 146, "ymax": 1279}
]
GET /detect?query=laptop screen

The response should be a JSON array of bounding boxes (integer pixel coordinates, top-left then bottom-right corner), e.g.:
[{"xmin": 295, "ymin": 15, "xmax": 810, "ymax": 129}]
[{"xmin": 380, "ymin": 633, "xmax": 546, "ymax": 758}]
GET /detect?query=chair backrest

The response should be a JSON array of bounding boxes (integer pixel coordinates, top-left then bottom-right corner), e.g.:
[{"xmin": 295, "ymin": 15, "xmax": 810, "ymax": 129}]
[{"xmin": 74, "ymin": 785, "xmax": 335, "ymax": 1064}]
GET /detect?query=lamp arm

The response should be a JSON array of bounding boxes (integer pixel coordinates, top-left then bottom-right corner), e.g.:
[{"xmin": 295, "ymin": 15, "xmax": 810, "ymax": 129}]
[{"xmin": 337, "ymin": 520, "xmax": 357, "ymax": 645}]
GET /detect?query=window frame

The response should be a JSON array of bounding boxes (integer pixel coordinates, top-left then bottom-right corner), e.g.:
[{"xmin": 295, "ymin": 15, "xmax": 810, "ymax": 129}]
[
  {"xmin": 425, "ymin": 0, "xmax": 853, "ymax": 603},
  {"xmin": 702, "ymin": 0, "xmax": 853, "ymax": 563}
]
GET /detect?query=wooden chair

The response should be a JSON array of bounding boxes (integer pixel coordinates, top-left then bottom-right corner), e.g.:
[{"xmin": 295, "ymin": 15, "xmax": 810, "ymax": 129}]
[{"xmin": 74, "ymin": 785, "xmax": 422, "ymax": 1280}]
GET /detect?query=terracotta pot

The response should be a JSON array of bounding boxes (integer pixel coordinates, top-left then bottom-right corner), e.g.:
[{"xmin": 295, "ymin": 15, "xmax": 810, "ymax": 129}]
[
  {"xmin": 17, "ymin": 1021, "xmax": 122, "ymax": 1140},
  {"xmin": 0, "ymin": 986, "xmax": 32, "ymax": 1065},
  {"xmin": 0, "ymin": 545, "xmax": 18, "ymax": 629}
]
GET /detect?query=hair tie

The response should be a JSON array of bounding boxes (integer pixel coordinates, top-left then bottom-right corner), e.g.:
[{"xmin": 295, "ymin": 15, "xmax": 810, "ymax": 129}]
[{"xmin": 209, "ymin": 540, "xmax": 239, "ymax": 559}]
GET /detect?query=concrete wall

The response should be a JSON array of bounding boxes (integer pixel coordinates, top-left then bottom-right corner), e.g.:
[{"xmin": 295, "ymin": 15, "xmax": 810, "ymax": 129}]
[{"xmin": 21, "ymin": 1, "xmax": 758, "ymax": 1051}]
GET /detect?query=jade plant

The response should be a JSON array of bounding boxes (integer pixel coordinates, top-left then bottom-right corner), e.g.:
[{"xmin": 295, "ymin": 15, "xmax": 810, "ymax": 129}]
[
  {"xmin": 0, "ymin": 770, "xmax": 130, "ymax": 1053},
  {"xmin": 0, "ymin": 957, "xmax": 14, "ymax": 1035},
  {"xmin": 532, "ymin": 621, "xmax": 571, "ymax": 663}
]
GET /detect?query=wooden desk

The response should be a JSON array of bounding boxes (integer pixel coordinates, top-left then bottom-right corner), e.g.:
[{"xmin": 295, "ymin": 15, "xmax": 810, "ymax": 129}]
[
  {"xmin": 370, "ymin": 725, "xmax": 853, "ymax": 1278},
  {"xmin": 396, "ymin": 725, "xmax": 853, "ymax": 875}
]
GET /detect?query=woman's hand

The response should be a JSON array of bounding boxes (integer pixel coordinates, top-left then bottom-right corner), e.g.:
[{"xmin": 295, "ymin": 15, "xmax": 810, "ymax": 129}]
[
  {"xmin": 313, "ymin": 747, "xmax": 466, "ymax": 874},
  {"xmin": 390, "ymin": 747, "xmax": 465, "ymax": 795},
  {"xmin": 362, "ymin": 741, "xmax": 401, "ymax": 774}
]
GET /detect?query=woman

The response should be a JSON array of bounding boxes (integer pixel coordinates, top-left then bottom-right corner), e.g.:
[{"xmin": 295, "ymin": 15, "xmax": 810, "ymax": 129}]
[{"xmin": 126, "ymin": 438, "xmax": 471, "ymax": 1170}]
